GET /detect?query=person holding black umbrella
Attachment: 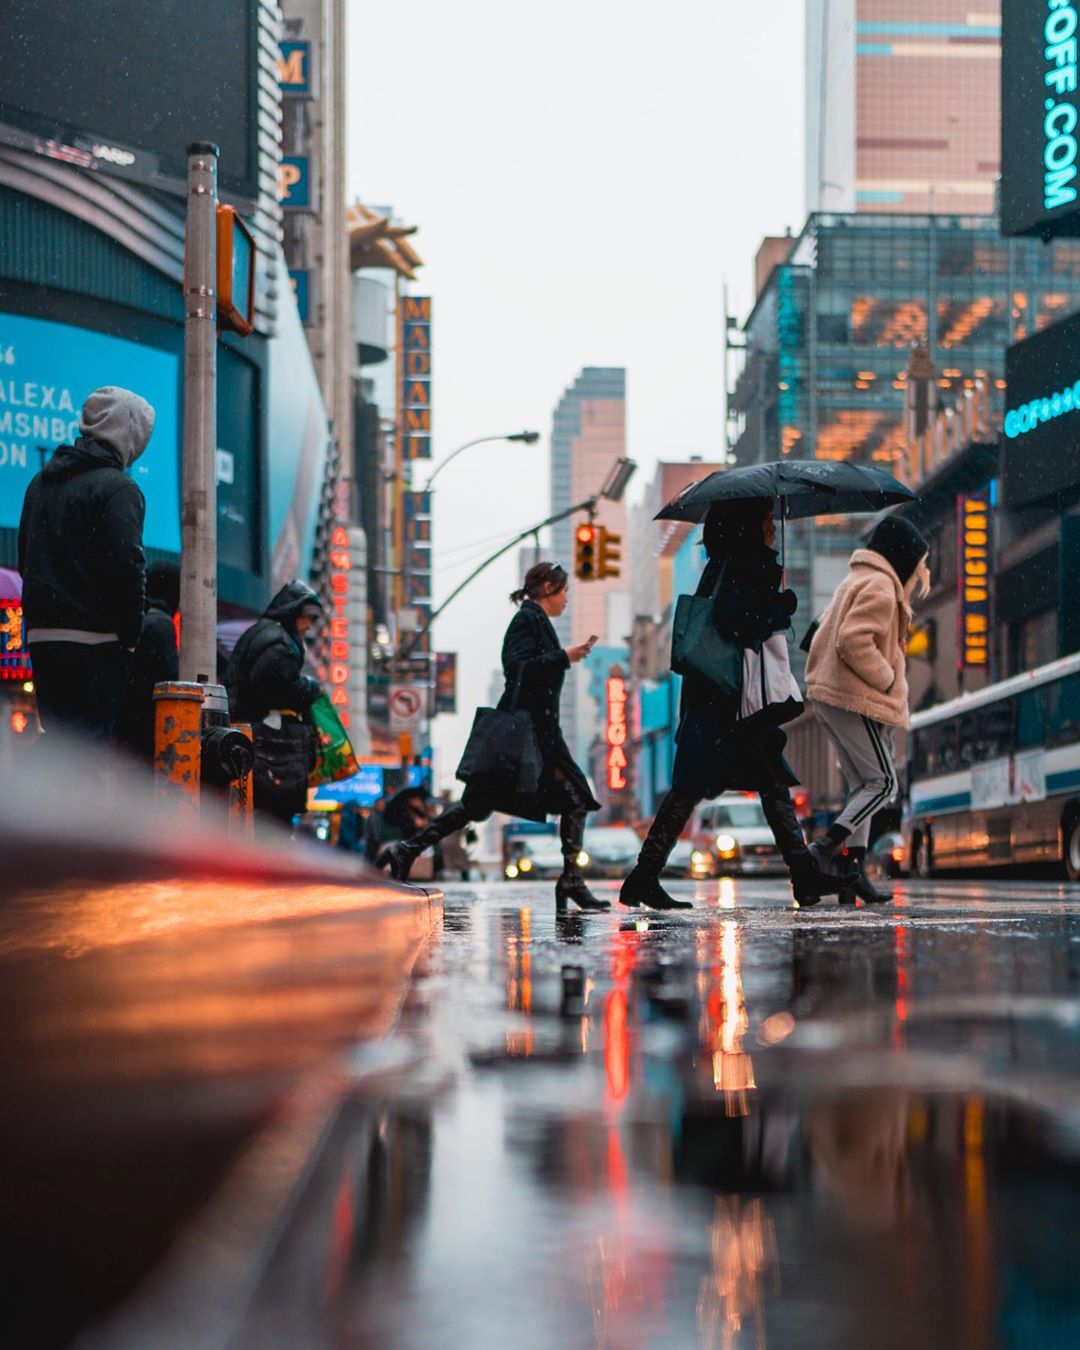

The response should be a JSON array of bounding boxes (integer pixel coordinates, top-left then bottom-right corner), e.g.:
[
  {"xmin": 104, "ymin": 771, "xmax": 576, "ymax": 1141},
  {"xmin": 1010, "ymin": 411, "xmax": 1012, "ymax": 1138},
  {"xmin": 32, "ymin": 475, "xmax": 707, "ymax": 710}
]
[
  {"xmin": 377, "ymin": 561, "xmax": 608, "ymax": 911},
  {"xmin": 621, "ymin": 498, "xmax": 852, "ymax": 911}
]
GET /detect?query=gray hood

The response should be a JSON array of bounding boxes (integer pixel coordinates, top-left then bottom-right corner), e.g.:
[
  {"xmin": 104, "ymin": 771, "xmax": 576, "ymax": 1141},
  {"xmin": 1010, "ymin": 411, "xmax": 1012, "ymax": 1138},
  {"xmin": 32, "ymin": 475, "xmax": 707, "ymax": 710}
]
[{"xmin": 79, "ymin": 386, "xmax": 156, "ymax": 468}]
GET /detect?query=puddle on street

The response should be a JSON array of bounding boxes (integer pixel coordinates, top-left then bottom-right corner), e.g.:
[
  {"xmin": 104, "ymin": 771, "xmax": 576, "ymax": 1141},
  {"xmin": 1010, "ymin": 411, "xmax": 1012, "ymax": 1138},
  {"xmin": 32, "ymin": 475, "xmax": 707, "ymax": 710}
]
[{"xmin": 327, "ymin": 886, "xmax": 1080, "ymax": 1350}]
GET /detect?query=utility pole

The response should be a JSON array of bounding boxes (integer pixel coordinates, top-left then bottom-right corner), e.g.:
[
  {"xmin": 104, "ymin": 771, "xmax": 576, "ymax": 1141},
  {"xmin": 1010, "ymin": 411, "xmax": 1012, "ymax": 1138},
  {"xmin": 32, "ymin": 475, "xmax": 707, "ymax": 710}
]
[{"xmin": 179, "ymin": 141, "xmax": 219, "ymax": 683}]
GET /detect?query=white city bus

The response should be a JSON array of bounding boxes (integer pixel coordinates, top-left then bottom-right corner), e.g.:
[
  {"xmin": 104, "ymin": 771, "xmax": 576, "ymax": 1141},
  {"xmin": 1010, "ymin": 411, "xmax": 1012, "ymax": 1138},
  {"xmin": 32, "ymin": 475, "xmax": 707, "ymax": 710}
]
[{"xmin": 906, "ymin": 652, "xmax": 1080, "ymax": 878}]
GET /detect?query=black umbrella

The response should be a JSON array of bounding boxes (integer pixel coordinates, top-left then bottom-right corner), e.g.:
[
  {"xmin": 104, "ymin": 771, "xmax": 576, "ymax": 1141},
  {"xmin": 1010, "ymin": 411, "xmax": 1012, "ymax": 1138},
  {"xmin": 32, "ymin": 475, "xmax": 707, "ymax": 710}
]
[{"xmin": 655, "ymin": 460, "xmax": 917, "ymax": 523}]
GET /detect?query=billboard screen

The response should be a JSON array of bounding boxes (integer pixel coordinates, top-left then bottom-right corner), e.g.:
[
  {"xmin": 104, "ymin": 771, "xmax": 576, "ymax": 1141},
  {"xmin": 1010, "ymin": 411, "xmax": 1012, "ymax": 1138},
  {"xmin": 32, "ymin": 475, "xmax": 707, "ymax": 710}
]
[
  {"xmin": 0, "ymin": 312, "xmax": 181, "ymax": 552},
  {"xmin": 0, "ymin": 1, "xmax": 259, "ymax": 200},
  {"xmin": 1002, "ymin": 1, "xmax": 1080, "ymax": 238},
  {"xmin": 1003, "ymin": 308, "xmax": 1080, "ymax": 509}
]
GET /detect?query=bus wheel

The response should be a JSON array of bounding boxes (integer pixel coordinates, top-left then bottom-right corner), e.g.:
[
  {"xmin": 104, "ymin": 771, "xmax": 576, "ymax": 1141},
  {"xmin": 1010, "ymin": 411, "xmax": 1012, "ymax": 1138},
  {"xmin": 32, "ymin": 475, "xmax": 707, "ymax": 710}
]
[
  {"xmin": 1064, "ymin": 815, "xmax": 1080, "ymax": 882},
  {"xmin": 913, "ymin": 833, "xmax": 933, "ymax": 878}
]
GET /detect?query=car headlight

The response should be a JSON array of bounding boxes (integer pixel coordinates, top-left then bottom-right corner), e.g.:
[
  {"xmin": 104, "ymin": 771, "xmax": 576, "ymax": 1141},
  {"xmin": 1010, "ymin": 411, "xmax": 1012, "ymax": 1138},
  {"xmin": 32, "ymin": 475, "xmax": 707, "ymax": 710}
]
[
  {"xmin": 691, "ymin": 850, "xmax": 707, "ymax": 865},
  {"xmin": 716, "ymin": 833, "xmax": 739, "ymax": 859},
  {"xmin": 505, "ymin": 864, "xmax": 519, "ymax": 879},
  {"xmin": 577, "ymin": 850, "xmax": 590, "ymax": 867},
  {"xmin": 518, "ymin": 856, "xmax": 533, "ymax": 872}
]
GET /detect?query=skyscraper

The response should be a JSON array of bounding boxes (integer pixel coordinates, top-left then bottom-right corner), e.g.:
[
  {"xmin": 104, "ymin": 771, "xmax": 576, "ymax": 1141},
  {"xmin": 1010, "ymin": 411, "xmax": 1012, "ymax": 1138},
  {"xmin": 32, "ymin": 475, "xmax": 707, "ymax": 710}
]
[
  {"xmin": 805, "ymin": 1, "xmax": 1001, "ymax": 216},
  {"xmin": 549, "ymin": 367, "xmax": 628, "ymax": 763}
]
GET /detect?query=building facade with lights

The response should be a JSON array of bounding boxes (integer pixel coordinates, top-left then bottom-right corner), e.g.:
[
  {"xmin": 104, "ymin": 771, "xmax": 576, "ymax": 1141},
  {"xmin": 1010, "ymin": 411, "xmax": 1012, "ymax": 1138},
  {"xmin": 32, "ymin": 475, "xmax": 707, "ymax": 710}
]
[{"xmin": 729, "ymin": 209, "xmax": 1080, "ymax": 659}]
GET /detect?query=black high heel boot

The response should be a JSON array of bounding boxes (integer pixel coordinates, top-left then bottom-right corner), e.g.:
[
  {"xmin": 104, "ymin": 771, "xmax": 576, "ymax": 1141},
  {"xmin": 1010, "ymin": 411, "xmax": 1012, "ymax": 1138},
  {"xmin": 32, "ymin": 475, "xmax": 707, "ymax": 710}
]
[
  {"xmin": 557, "ymin": 807, "xmax": 610, "ymax": 911},
  {"xmin": 841, "ymin": 846, "xmax": 893, "ymax": 905},
  {"xmin": 760, "ymin": 789, "xmax": 855, "ymax": 907},
  {"xmin": 376, "ymin": 802, "xmax": 473, "ymax": 883},
  {"xmin": 620, "ymin": 790, "xmax": 696, "ymax": 911}
]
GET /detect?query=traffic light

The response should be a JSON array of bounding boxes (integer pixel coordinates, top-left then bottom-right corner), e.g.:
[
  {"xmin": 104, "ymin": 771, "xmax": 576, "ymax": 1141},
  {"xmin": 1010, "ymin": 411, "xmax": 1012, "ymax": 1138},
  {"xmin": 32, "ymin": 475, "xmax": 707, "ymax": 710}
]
[
  {"xmin": 574, "ymin": 523, "xmax": 598, "ymax": 579},
  {"xmin": 598, "ymin": 527, "xmax": 622, "ymax": 580}
]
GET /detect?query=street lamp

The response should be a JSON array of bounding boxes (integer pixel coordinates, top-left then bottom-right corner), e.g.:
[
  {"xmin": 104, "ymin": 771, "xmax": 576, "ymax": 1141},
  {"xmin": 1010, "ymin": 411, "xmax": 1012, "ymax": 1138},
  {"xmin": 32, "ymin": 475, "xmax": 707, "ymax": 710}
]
[{"xmin": 420, "ymin": 431, "xmax": 540, "ymax": 493}]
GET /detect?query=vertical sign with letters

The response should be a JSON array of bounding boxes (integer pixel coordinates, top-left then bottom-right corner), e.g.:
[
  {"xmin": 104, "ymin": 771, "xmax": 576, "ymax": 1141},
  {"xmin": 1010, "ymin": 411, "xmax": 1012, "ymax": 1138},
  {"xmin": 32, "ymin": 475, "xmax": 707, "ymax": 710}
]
[
  {"xmin": 606, "ymin": 673, "xmax": 629, "ymax": 792},
  {"xmin": 401, "ymin": 296, "xmax": 431, "ymax": 461},
  {"xmin": 957, "ymin": 490, "xmax": 992, "ymax": 669}
]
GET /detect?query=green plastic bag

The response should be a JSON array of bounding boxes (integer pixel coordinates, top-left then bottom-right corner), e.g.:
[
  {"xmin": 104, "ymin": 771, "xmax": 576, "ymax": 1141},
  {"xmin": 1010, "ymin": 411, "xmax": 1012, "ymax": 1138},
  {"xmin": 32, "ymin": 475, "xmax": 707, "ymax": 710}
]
[{"xmin": 308, "ymin": 694, "xmax": 359, "ymax": 785}]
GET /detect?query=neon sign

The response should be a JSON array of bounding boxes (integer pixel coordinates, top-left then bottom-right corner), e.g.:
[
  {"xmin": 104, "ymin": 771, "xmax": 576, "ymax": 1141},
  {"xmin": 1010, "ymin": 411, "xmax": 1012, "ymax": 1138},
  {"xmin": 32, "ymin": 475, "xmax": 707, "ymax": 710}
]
[
  {"xmin": 606, "ymin": 675, "xmax": 628, "ymax": 792},
  {"xmin": 1004, "ymin": 376, "xmax": 1080, "ymax": 437},
  {"xmin": 957, "ymin": 492, "xmax": 991, "ymax": 669},
  {"xmin": 0, "ymin": 599, "xmax": 31, "ymax": 682},
  {"xmin": 328, "ymin": 526, "xmax": 352, "ymax": 726},
  {"xmin": 1044, "ymin": 3, "xmax": 1079, "ymax": 211}
]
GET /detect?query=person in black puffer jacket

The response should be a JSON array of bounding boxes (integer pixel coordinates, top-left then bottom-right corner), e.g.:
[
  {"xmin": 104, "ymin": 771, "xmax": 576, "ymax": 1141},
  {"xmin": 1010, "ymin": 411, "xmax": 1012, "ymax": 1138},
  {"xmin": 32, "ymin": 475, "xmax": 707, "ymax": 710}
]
[
  {"xmin": 18, "ymin": 386, "xmax": 153, "ymax": 743},
  {"xmin": 620, "ymin": 497, "xmax": 852, "ymax": 912},
  {"xmin": 225, "ymin": 580, "xmax": 324, "ymax": 829}
]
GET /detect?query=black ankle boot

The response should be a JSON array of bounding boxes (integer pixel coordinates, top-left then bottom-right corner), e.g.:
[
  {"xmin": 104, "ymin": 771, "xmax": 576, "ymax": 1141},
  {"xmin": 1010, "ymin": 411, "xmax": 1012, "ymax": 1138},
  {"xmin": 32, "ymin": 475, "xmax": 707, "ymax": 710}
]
[
  {"xmin": 843, "ymin": 847, "xmax": 893, "ymax": 905},
  {"xmin": 376, "ymin": 840, "xmax": 420, "ymax": 882},
  {"xmin": 620, "ymin": 865, "xmax": 693, "ymax": 910},
  {"xmin": 761, "ymin": 793, "xmax": 853, "ymax": 906},
  {"xmin": 556, "ymin": 871, "xmax": 610, "ymax": 911}
]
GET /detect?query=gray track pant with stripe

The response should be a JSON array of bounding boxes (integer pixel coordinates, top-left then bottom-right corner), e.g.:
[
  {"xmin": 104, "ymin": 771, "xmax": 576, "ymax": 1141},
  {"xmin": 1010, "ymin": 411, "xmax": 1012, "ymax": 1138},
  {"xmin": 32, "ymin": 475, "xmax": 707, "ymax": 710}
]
[{"xmin": 814, "ymin": 703, "xmax": 898, "ymax": 848}]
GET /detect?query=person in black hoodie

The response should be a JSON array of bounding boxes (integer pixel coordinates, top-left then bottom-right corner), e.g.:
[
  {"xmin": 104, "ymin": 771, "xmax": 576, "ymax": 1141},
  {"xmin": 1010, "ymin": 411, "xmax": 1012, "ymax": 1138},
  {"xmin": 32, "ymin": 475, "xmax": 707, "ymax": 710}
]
[
  {"xmin": 376, "ymin": 561, "xmax": 607, "ymax": 910},
  {"xmin": 117, "ymin": 560, "xmax": 181, "ymax": 761},
  {"xmin": 620, "ymin": 498, "xmax": 851, "ymax": 911},
  {"xmin": 18, "ymin": 386, "xmax": 153, "ymax": 743},
  {"xmin": 225, "ymin": 580, "xmax": 324, "ymax": 828}
]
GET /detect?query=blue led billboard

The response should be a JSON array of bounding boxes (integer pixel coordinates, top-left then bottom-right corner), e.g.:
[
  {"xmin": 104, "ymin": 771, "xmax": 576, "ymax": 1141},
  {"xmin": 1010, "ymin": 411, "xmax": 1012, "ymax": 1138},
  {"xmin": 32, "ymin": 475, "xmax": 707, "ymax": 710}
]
[{"xmin": 0, "ymin": 313, "xmax": 180, "ymax": 551}]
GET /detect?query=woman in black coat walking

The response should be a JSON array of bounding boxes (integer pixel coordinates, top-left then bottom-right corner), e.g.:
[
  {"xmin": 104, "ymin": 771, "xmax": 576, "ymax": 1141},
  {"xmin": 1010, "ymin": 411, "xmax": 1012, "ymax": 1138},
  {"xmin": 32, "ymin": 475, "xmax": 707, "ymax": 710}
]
[
  {"xmin": 620, "ymin": 498, "xmax": 850, "ymax": 911},
  {"xmin": 378, "ymin": 561, "xmax": 608, "ymax": 910}
]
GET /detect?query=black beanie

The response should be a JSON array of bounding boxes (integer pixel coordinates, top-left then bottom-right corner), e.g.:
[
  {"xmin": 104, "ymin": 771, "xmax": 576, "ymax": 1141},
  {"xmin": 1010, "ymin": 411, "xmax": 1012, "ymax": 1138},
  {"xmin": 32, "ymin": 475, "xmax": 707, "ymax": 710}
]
[{"xmin": 866, "ymin": 516, "xmax": 929, "ymax": 584}]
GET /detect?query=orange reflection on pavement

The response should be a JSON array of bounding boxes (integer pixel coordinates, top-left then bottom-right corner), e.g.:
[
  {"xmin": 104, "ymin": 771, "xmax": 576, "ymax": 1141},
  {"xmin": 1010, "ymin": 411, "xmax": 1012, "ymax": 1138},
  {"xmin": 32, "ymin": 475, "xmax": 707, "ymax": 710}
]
[{"xmin": 697, "ymin": 1196, "xmax": 778, "ymax": 1350}]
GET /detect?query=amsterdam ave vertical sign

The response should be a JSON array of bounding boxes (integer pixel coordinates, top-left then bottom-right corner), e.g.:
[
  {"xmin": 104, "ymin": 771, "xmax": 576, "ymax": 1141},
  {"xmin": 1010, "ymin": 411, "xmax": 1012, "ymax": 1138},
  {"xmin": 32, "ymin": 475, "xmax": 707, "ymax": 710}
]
[{"xmin": 1002, "ymin": 1, "xmax": 1080, "ymax": 238}]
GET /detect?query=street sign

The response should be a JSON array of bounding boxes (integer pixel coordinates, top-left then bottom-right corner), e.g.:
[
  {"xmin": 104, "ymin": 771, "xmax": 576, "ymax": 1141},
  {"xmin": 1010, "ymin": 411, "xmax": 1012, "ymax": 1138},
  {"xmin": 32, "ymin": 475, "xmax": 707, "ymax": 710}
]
[
  {"xmin": 389, "ymin": 683, "xmax": 424, "ymax": 732},
  {"xmin": 387, "ymin": 656, "xmax": 431, "ymax": 680}
]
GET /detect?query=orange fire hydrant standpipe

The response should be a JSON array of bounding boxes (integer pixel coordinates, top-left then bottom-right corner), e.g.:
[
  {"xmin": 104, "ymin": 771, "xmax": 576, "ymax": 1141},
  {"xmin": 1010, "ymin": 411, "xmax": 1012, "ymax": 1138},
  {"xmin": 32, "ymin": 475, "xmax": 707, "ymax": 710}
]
[{"xmin": 153, "ymin": 682, "xmax": 205, "ymax": 806}]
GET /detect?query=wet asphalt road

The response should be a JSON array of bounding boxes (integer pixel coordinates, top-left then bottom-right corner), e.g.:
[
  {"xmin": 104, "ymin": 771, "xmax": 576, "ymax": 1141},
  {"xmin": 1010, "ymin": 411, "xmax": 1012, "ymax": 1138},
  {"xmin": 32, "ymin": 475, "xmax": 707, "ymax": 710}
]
[{"xmin": 333, "ymin": 876, "xmax": 1080, "ymax": 1350}]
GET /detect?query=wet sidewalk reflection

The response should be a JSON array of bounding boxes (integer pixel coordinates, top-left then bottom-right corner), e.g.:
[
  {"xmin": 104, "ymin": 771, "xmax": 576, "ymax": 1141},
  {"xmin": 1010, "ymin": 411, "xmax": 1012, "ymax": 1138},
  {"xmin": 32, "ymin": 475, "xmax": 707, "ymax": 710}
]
[{"xmin": 326, "ymin": 880, "xmax": 1080, "ymax": 1349}]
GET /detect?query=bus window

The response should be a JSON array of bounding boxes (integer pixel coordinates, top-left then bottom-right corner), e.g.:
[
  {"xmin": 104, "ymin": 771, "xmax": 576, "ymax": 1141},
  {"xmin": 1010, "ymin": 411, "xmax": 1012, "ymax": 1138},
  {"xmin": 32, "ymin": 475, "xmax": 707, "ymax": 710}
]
[
  {"xmin": 1045, "ymin": 674, "xmax": 1080, "ymax": 748},
  {"xmin": 1015, "ymin": 688, "xmax": 1044, "ymax": 750},
  {"xmin": 983, "ymin": 700, "xmax": 1013, "ymax": 760},
  {"xmin": 958, "ymin": 711, "xmax": 981, "ymax": 764},
  {"xmin": 937, "ymin": 720, "xmax": 961, "ymax": 772}
]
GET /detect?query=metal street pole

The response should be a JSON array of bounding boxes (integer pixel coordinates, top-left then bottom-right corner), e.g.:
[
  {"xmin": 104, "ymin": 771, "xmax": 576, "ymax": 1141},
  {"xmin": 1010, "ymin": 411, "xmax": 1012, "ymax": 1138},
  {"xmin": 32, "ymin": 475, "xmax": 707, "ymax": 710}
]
[{"xmin": 179, "ymin": 141, "xmax": 219, "ymax": 683}]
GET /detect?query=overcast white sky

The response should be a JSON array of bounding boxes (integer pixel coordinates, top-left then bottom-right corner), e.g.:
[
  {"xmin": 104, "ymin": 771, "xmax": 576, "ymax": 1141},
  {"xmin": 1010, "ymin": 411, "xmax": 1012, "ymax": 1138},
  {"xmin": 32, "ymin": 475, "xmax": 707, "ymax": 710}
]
[{"xmin": 346, "ymin": 0, "xmax": 806, "ymax": 784}]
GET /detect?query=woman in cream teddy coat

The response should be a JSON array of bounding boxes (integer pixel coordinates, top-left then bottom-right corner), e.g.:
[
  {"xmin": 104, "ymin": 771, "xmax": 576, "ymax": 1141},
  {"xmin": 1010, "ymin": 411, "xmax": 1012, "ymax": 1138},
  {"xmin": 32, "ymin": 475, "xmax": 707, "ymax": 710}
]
[{"xmin": 805, "ymin": 515, "xmax": 930, "ymax": 905}]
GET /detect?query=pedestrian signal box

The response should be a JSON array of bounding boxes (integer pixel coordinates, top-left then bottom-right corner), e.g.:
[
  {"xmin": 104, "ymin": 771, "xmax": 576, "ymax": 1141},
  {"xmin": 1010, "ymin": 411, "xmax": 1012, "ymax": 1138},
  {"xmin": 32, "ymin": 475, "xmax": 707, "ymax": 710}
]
[
  {"xmin": 574, "ymin": 523, "xmax": 598, "ymax": 580},
  {"xmin": 598, "ymin": 527, "xmax": 622, "ymax": 580},
  {"xmin": 215, "ymin": 204, "xmax": 256, "ymax": 336}
]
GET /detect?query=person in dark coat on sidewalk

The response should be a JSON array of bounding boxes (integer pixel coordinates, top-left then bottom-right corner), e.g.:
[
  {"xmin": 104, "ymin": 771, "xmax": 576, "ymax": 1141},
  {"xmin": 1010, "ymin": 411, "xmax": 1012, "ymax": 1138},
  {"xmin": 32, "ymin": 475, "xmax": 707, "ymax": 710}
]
[
  {"xmin": 18, "ymin": 386, "xmax": 153, "ymax": 743},
  {"xmin": 621, "ymin": 498, "xmax": 851, "ymax": 911},
  {"xmin": 117, "ymin": 560, "xmax": 180, "ymax": 761},
  {"xmin": 225, "ymin": 580, "xmax": 324, "ymax": 828},
  {"xmin": 377, "ymin": 561, "xmax": 607, "ymax": 910}
]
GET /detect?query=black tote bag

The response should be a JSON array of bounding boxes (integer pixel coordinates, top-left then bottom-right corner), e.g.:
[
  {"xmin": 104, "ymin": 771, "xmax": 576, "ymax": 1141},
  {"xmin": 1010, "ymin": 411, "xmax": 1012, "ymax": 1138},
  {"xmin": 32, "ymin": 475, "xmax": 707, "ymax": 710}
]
[
  {"xmin": 670, "ymin": 562, "xmax": 742, "ymax": 695},
  {"xmin": 456, "ymin": 670, "xmax": 543, "ymax": 794}
]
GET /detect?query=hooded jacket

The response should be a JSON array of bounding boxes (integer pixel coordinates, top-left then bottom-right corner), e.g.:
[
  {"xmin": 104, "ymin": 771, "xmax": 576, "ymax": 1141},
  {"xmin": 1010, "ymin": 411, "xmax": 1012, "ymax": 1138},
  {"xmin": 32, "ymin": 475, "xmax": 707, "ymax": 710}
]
[
  {"xmin": 225, "ymin": 581, "xmax": 323, "ymax": 723},
  {"xmin": 805, "ymin": 549, "xmax": 913, "ymax": 728},
  {"xmin": 18, "ymin": 389, "xmax": 153, "ymax": 647}
]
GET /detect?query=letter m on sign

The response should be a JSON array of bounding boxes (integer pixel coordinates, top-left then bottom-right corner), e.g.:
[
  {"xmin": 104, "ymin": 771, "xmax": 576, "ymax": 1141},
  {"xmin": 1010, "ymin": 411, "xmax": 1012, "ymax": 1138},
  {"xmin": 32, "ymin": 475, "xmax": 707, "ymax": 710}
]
[{"xmin": 402, "ymin": 296, "xmax": 431, "ymax": 322}]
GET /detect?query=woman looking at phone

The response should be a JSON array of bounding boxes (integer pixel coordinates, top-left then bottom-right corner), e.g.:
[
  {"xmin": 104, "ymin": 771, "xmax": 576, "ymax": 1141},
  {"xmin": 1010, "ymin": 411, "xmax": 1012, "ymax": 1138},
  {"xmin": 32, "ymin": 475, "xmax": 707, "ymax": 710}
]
[{"xmin": 377, "ymin": 561, "xmax": 608, "ymax": 911}]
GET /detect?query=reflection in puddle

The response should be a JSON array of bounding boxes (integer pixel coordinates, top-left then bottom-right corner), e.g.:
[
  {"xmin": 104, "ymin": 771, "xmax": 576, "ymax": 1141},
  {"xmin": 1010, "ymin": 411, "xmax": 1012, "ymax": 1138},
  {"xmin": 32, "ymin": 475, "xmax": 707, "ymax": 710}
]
[{"xmin": 314, "ymin": 893, "xmax": 1080, "ymax": 1348}]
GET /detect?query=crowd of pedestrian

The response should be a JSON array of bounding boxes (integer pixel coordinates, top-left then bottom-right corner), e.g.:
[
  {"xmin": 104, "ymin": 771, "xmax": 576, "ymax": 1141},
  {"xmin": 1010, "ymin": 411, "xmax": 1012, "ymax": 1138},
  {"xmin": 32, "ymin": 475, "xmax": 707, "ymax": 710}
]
[{"xmin": 17, "ymin": 387, "xmax": 928, "ymax": 888}]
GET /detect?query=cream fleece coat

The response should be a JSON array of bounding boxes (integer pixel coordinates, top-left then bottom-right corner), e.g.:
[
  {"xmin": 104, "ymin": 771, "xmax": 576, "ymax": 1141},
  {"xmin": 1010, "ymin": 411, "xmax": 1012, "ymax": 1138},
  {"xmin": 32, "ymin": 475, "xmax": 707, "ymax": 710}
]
[{"xmin": 805, "ymin": 549, "xmax": 913, "ymax": 728}]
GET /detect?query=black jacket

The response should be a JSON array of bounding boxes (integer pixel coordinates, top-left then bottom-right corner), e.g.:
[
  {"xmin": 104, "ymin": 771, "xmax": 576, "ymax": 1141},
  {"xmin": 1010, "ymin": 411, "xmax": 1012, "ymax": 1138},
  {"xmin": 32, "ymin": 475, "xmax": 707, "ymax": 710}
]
[
  {"xmin": 225, "ymin": 580, "xmax": 323, "ymax": 723},
  {"xmin": 225, "ymin": 618, "xmax": 321, "ymax": 723},
  {"xmin": 117, "ymin": 598, "xmax": 180, "ymax": 758},
  {"xmin": 673, "ymin": 545, "xmax": 799, "ymax": 798},
  {"xmin": 18, "ymin": 438, "xmax": 146, "ymax": 646},
  {"xmin": 481, "ymin": 600, "xmax": 599, "ymax": 818}
]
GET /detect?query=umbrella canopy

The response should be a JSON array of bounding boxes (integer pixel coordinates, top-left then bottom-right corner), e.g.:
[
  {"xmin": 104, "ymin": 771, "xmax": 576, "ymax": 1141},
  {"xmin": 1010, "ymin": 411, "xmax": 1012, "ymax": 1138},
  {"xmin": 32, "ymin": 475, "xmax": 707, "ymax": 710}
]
[{"xmin": 656, "ymin": 460, "xmax": 916, "ymax": 523}]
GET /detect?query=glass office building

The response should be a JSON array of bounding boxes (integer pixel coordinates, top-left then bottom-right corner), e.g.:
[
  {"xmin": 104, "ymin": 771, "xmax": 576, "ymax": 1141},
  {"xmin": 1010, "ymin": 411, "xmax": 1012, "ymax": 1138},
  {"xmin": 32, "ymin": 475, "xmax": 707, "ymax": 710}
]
[{"xmin": 730, "ymin": 211, "xmax": 1080, "ymax": 661}]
